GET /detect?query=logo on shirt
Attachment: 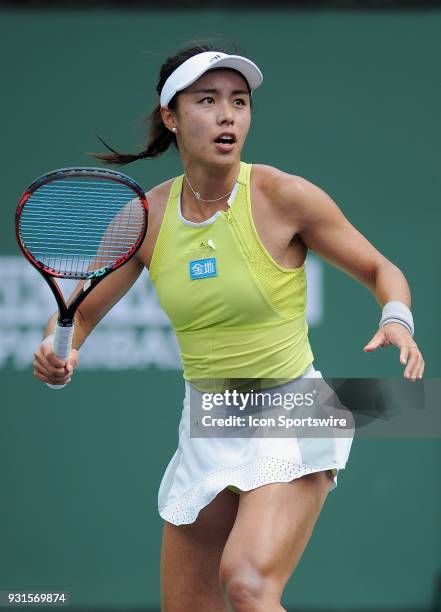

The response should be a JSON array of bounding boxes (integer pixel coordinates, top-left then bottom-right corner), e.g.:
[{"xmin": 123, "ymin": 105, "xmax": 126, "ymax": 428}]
[{"xmin": 189, "ymin": 257, "xmax": 217, "ymax": 280}]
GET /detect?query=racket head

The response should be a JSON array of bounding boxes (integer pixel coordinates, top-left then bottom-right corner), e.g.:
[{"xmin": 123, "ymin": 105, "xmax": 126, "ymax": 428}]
[{"xmin": 16, "ymin": 167, "xmax": 148, "ymax": 281}]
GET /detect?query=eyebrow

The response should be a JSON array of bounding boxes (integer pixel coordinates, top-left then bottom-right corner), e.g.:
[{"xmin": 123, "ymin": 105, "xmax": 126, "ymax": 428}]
[{"xmin": 189, "ymin": 88, "xmax": 250, "ymax": 95}]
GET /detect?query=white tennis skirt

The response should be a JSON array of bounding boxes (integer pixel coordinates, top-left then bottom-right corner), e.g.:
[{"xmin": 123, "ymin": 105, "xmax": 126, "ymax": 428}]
[{"xmin": 158, "ymin": 363, "xmax": 354, "ymax": 525}]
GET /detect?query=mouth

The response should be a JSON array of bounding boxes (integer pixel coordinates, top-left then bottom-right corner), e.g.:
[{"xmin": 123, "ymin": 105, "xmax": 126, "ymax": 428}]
[{"xmin": 214, "ymin": 133, "xmax": 236, "ymax": 151}]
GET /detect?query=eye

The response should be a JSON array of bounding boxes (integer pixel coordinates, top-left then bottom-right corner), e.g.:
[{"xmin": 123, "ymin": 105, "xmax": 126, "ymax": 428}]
[
  {"xmin": 199, "ymin": 96, "xmax": 215, "ymax": 104},
  {"xmin": 234, "ymin": 98, "xmax": 246, "ymax": 106}
]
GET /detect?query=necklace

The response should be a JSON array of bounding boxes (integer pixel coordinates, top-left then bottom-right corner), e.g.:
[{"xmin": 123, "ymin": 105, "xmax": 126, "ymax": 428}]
[{"xmin": 184, "ymin": 171, "xmax": 238, "ymax": 203}]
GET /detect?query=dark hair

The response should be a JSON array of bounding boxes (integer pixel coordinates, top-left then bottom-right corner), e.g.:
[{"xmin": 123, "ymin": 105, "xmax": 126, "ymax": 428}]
[{"xmin": 90, "ymin": 39, "xmax": 252, "ymax": 166}]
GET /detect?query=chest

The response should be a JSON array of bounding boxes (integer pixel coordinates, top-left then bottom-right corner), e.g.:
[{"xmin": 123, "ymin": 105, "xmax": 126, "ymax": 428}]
[
  {"xmin": 140, "ymin": 183, "xmax": 305, "ymax": 271},
  {"xmin": 149, "ymin": 212, "xmax": 276, "ymax": 330}
]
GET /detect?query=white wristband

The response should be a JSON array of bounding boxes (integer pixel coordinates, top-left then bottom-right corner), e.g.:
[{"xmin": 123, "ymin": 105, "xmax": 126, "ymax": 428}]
[{"xmin": 379, "ymin": 301, "xmax": 414, "ymax": 336}]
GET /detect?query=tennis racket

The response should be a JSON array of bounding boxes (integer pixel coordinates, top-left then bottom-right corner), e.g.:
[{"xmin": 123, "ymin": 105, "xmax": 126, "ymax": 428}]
[{"xmin": 16, "ymin": 167, "xmax": 148, "ymax": 389}]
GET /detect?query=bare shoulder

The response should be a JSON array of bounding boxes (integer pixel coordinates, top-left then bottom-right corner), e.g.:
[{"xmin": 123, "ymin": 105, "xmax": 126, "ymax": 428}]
[
  {"xmin": 251, "ymin": 163, "xmax": 341, "ymax": 229},
  {"xmin": 145, "ymin": 177, "xmax": 175, "ymax": 215},
  {"xmin": 251, "ymin": 163, "xmax": 322, "ymax": 204},
  {"xmin": 136, "ymin": 177, "xmax": 175, "ymax": 267}
]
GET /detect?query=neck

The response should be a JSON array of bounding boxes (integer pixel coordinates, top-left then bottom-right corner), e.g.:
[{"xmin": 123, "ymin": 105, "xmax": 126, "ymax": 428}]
[{"xmin": 183, "ymin": 161, "xmax": 241, "ymax": 205}]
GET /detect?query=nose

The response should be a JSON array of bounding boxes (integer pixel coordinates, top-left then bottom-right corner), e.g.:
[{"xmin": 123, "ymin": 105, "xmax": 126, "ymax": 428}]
[{"xmin": 217, "ymin": 101, "xmax": 234, "ymax": 125}]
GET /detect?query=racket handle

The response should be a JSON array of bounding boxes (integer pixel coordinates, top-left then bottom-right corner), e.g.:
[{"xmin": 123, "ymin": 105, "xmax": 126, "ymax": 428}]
[{"xmin": 46, "ymin": 323, "xmax": 74, "ymax": 390}]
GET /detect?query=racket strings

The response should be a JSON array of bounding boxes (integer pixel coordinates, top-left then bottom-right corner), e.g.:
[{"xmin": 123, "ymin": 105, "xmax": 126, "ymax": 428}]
[{"xmin": 19, "ymin": 178, "xmax": 146, "ymax": 278}]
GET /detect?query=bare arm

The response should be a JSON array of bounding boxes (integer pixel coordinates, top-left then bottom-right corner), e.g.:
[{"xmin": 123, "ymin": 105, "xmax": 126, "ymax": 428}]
[
  {"xmin": 270, "ymin": 171, "xmax": 424, "ymax": 380},
  {"xmin": 73, "ymin": 256, "xmax": 145, "ymax": 348},
  {"xmin": 272, "ymin": 174, "xmax": 405, "ymax": 300}
]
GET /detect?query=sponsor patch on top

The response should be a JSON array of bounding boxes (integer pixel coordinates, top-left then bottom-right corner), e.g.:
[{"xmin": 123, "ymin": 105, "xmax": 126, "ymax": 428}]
[{"xmin": 189, "ymin": 257, "xmax": 217, "ymax": 280}]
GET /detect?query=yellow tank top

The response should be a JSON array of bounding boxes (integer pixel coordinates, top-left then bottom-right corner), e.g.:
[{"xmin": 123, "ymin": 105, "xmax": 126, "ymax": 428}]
[{"xmin": 149, "ymin": 161, "xmax": 314, "ymax": 386}]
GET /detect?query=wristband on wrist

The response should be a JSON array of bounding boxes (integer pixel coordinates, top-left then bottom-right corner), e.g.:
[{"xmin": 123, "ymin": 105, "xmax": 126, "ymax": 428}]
[{"xmin": 379, "ymin": 301, "xmax": 414, "ymax": 336}]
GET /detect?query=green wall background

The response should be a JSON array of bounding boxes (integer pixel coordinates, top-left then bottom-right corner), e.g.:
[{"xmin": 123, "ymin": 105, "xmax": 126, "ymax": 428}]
[{"xmin": 1, "ymin": 8, "xmax": 440, "ymax": 611}]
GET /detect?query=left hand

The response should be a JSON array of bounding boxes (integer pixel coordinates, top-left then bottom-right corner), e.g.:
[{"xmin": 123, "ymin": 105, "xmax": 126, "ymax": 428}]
[{"xmin": 363, "ymin": 322, "xmax": 425, "ymax": 382}]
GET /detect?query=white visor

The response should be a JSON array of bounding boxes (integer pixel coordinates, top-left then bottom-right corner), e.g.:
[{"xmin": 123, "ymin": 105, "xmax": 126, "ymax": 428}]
[{"xmin": 159, "ymin": 51, "xmax": 263, "ymax": 108}]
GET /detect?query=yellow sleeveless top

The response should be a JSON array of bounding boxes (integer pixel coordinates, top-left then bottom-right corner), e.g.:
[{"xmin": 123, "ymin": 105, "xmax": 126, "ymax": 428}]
[{"xmin": 149, "ymin": 161, "xmax": 314, "ymax": 386}]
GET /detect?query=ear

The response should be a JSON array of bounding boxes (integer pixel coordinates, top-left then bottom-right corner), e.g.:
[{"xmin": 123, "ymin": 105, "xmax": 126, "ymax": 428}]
[{"xmin": 160, "ymin": 106, "xmax": 178, "ymax": 133}]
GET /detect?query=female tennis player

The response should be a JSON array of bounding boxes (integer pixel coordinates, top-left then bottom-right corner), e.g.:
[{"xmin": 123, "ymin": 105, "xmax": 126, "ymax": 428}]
[{"xmin": 34, "ymin": 42, "xmax": 425, "ymax": 611}]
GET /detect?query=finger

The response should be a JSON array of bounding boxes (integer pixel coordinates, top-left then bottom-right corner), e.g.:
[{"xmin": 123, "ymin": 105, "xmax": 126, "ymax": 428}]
[
  {"xmin": 34, "ymin": 370, "xmax": 52, "ymax": 383},
  {"xmin": 418, "ymin": 359, "xmax": 425, "ymax": 379},
  {"xmin": 399, "ymin": 345, "xmax": 410, "ymax": 365},
  {"xmin": 410, "ymin": 355, "xmax": 424, "ymax": 380},
  {"xmin": 34, "ymin": 355, "xmax": 66, "ymax": 379},
  {"xmin": 34, "ymin": 369, "xmax": 71, "ymax": 385},
  {"xmin": 47, "ymin": 353, "xmax": 67, "ymax": 369},
  {"xmin": 47, "ymin": 373, "xmax": 71, "ymax": 384},
  {"xmin": 364, "ymin": 332, "xmax": 385, "ymax": 352},
  {"xmin": 404, "ymin": 357, "xmax": 418, "ymax": 380},
  {"xmin": 404, "ymin": 350, "xmax": 421, "ymax": 380},
  {"xmin": 34, "ymin": 352, "xmax": 63, "ymax": 371},
  {"xmin": 34, "ymin": 370, "xmax": 70, "ymax": 385},
  {"xmin": 411, "ymin": 355, "xmax": 424, "ymax": 380},
  {"xmin": 34, "ymin": 363, "xmax": 51, "ymax": 377},
  {"xmin": 35, "ymin": 369, "xmax": 72, "ymax": 386},
  {"xmin": 65, "ymin": 352, "xmax": 79, "ymax": 374},
  {"xmin": 39, "ymin": 362, "xmax": 71, "ymax": 382},
  {"xmin": 33, "ymin": 353, "xmax": 46, "ymax": 371},
  {"xmin": 41, "ymin": 342, "xmax": 66, "ymax": 368}
]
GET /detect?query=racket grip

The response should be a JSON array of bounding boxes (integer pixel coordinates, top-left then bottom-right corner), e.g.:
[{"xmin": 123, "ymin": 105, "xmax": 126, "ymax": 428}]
[{"xmin": 46, "ymin": 323, "xmax": 74, "ymax": 390}]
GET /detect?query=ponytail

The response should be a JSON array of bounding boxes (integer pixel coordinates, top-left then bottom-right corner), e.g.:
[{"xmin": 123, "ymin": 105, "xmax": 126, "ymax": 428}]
[{"xmin": 89, "ymin": 104, "xmax": 177, "ymax": 167}]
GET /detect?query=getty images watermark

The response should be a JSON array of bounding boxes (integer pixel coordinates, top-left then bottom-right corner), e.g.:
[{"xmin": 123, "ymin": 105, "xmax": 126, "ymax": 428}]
[
  {"xmin": 189, "ymin": 377, "xmax": 354, "ymax": 439},
  {"xmin": 199, "ymin": 386, "xmax": 348, "ymax": 431},
  {"xmin": 188, "ymin": 377, "xmax": 441, "ymax": 439}
]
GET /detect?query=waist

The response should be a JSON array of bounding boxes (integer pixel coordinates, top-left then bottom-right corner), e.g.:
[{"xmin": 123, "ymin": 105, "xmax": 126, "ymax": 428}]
[
  {"xmin": 185, "ymin": 362, "xmax": 318, "ymax": 398},
  {"xmin": 175, "ymin": 314, "xmax": 314, "ymax": 389}
]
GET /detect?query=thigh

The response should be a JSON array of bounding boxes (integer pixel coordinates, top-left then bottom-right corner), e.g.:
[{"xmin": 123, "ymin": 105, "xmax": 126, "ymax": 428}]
[
  {"xmin": 220, "ymin": 470, "xmax": 334, "ymax": 598},
  {"xmin": 161, "ymin": 487, "xmax": 240, "ymax": 612}
]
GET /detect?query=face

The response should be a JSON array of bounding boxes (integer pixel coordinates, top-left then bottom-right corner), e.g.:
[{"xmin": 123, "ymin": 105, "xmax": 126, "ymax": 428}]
[{"xmin": 162, "ymin": 69, "xmax": 252, "ymax": 168}]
